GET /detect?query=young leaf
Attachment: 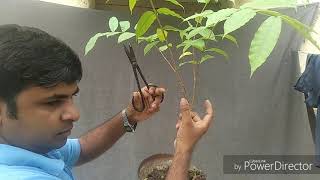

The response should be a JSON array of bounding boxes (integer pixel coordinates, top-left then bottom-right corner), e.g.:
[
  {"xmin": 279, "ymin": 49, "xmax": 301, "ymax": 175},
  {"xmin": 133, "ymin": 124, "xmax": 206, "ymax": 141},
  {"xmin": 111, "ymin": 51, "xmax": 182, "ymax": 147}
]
[
  {"xmin": 120, "ymin": 21, "xmax": 130, "ymax": 32},
  {"xmin": 179, "ymin": 60, "xmax": 197, "ymax": 67},
  {"xmin": 159, "ymin": 43, "xmax": 172, "ymax": 52},
  {"xmin": 240, "ymin": 0, "xmax": 297, "ymax": 10},
  {"xmin": 138, "ymin": 34, "xmax": 158, "ymax": 43},
  {"xmin": 249, "ymin": 16, "xmax": 282, "ymax": 77},
  {"xmin": 85, "ymin": 33, "xmax": 107, "ymax": 55},
  {"xmin": 109, "ymin": 17, "xmax": 119, "ymax": 32},
  {"xmin": 163, "ymin": 25, "xmax": 181, "ymax": 32},
  {"xmin": 144, "ymin": 41, "xmax": 160, "ymax": 55},
  {"xmin": 183, "ymin": 44, "xmax": 192, "ymax": 53},
  {"xmin": 179, "ymin": 52, "xmax": 193, "ymax": 59},
  {"xmin": 199, "ymin": 29, "xmax": 215, "ymax": 40},
  {"xmin": 157, "ymin": 28, "xmax": 168, "ymax": 42},
  {"xmin": 186, "ymin": 27, "xmax": 206, "ymax": 39},
  {"xmin": 182, "ymin": 39, "xmax": 205, "ymax": 51},
  {"xmin": 200, "ymin": 55, "xmax": 214, "ymax": 64},
  {"xmin": 129, "ymin": 0, "xmax": 137, "ymax": 14},
  {"xmin": 165, "ymin": 0, "xmax": 185, "ymax": 11},
  {"xmin": 184, "ymin": 10, "xmax": 213, "ymax": 22},
  {"xmin": 216, "ymin": 34, "xmax": 238, "ymax": 46},
  {"xmin": 197, "ymin": 0, "xmax": 210, "ymax": 3},
  {"xmin": 224, "ymin": 8, "xmax": 256, "ymax": 35},
  {"xmin": 206, "ymin": 48, "xmax": 229, "ymax": 59},
  {"xmin": 105, "ymin": 32, "xmax": 121, "ymax": 37},
  {"xmin": 157, "ymin": 8, "xmax": 183, "ymax": 19},
  {"xmin": 206, "ymin": 8, "xmax": 238, "ymax": 27},
  {"xmin": 118, "ymin": 32, "xmax": 136, "ymax": 43},
  {"xmin": 136, "ymin": 11, "xmax": 157, "ymax": 38}
]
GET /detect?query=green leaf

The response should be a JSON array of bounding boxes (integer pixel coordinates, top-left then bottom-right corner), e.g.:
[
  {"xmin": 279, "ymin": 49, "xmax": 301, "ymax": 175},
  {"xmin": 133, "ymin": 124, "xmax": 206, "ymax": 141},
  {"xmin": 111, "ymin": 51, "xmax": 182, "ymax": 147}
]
[
  {"xmin": 157, "ymin": 28, "xmax": 168, "ymax": 42},
  {"xmin": 105, "ymin": 32, "xmax": 121, "ymax": 37},
  {"xmin": 197, "ymin": 0, "xmax": 210, "ymax": 3},
  {"xmin": 120, "ymin": 21, "xmax": 130, "ymax": 32},
  {"xmin": 159, "ymin": 43, "xmax": 172, "ymax": 52},
  {"xmin": 165, "ymin": 0, "xmax": 185, "ymax": 11},
  {"xmin": 179, "ymin": 51, "xmax": 193, "ymax": 59},
  {"xmin": 136, "ymin": 11, "xmax": 156, "ymax": 38},
  {"xmin": 199, "ymin": 28, "xmax": 215, "ymax": 40},
  {"xmin": 129, "ymin": 0, "xmax": 137, "ymax": 14},
  {"xmin": 144, "ymin": 41, "xmax": 160, "ymax": 55},
  {"xmin": 216, "ymin": 34, "xmax": 238, "ymax": 46},
  {"xmin": 179, "ymin": 25, "xmax": 194, "ymax": 40},
  {"xmin": 179, "ymin": 60, "xmax": 197, "ymax": 67},
  {"xmin": 258, "ymin": 10, "xmax": 320, "ymax": 50},
  {"xmin": 240, "ymin": 0, "xmax": 297, "ymax": 10},
  {"xmin": 206, "ymin": 48, "xmax": 229, "ymax": 59},
  {"xmin": 195, "ymin": 16, "xmax": 203, "ymax": 24},
  {"xmin": 85, "ymin": 33, "xmax": 106, "ymax": 55},
  {"xmin": 249, "ymin": 16, "xmax": 282, "ymax": 77},
  {"xmin": 183, "ymin": 44, "xmax": 192, "ymax": 53},
  {"xmin": 163, "ymin": 25, "xmax": 181, "ymax": 32},
  {"xmin": 118, "ymin": 32, "xmax": 136, "ymax": 43},
  {"xmin": 206, "ymin": 8, "xmax": 238, "ymax": 27},
  {"xmin": 109, "ymin": 17, "xmax": 119, "ymax": 32},
  {"xmin": 200, "ymin": 55, "xmax": 214, "ymax": 64},
  {"xmin": 157, "ymin": 8, "xmax": 183, "ymax": 19},
  {"xmin": 224, "ymin": 8, "xmax": 256, "ymax": 35},
  {"xmin": 184, "ymin": 10, "xmax": 213, "ymax": 22},
  {"xmin": 186, "ymin": 27, "xmax": 206, "ymax": 39},
  {"xmin": 138, "ymin": 34, "xmax": 158, "ymax": 43},
  {"xmin": 180, "ymin": 39, "xmax": 206, "ymax": 51}
]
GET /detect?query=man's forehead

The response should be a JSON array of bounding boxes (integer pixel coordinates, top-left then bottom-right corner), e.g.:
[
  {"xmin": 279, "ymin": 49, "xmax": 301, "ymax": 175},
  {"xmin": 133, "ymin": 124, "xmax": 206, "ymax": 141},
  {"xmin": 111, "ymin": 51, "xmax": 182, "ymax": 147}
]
[{"xmin": 21, "ymin": 83, "xmax": 79, "ymax": 99}]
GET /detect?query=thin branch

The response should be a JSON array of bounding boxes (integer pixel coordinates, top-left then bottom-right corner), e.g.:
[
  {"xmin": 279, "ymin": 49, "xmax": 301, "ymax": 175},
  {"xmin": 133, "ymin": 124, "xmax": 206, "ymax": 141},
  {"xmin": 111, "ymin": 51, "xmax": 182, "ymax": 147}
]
[
  {"xmin": 191, "ymin": 2, "xmax": 209, "ymax": 107},
  {"xmin": 149, "ymin": 0, "xmax": 188, "ymax": 99},
  {"xmin": 155, "ymin": 45, "xmax": 176, "ymax": 73}
]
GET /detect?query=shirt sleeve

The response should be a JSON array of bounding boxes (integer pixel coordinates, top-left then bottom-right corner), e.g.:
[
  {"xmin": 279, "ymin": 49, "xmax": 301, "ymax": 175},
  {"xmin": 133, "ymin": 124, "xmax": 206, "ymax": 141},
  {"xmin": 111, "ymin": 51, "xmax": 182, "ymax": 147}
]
[{"xmin": 56, "ymin": 138, "xmax": 81, "ymax": 167}]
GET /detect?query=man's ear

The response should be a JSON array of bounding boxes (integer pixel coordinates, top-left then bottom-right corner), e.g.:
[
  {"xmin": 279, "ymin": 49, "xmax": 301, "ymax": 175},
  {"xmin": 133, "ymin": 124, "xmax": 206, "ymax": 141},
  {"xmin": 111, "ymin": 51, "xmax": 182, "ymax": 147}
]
[{"xmin": 0, "ymin": 101, "xmax": 5, "ymax": 126}]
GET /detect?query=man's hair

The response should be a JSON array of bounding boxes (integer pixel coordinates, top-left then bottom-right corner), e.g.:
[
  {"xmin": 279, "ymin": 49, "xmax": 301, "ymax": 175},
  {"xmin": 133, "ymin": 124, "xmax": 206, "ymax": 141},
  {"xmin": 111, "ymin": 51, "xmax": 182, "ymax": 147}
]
[{"xmin": 0, "ymin": 24, "xmax": 82, "ymax": 118}]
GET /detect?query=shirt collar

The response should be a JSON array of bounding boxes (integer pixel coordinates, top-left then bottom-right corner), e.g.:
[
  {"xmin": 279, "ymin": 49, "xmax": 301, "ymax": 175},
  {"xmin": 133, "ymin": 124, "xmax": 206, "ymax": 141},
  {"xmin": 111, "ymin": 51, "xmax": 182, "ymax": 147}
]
[{"xmin": 0, "ymin": 144, "xmax": 65, "ymax": 176}]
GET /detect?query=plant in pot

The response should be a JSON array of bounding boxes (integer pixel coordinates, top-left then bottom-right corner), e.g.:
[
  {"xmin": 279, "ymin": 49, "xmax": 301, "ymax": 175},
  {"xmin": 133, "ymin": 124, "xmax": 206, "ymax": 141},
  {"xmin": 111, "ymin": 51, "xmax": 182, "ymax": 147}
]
[{"xmin": 84, "ymin": 0, "xmax": 320, "ymax": 179}]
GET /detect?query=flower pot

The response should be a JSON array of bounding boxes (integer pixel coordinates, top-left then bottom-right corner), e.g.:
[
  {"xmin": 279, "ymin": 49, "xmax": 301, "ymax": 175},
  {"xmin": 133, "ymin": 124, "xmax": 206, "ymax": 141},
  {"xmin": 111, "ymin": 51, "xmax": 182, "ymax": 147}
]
[{"xmin": 138, "ymin": 153, "xmax": 206, "ymax": 180}]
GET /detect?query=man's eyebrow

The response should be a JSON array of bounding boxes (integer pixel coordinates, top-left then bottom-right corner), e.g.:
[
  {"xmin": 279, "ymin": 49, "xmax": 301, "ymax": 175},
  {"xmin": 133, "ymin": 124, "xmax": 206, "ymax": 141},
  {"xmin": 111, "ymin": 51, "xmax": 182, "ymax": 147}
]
[{"xmin": 46, "ymin": 87, "xmax": 80, "ymax": 100}]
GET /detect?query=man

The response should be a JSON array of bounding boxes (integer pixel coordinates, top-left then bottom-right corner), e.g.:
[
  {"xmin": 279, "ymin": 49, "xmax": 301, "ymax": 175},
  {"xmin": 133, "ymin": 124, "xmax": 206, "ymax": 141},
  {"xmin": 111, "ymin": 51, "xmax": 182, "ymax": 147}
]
[{"xmin": 0, "ymin": 24, "xmax": 213, "ymax": 180}]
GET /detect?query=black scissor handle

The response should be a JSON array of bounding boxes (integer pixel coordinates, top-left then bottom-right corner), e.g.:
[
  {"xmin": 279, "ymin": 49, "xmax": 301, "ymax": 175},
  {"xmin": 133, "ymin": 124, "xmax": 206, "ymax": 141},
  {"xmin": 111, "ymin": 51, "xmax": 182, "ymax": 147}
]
[{"xmin": 131, "ymin": 84, "xmax": 165, "ymax": 112}]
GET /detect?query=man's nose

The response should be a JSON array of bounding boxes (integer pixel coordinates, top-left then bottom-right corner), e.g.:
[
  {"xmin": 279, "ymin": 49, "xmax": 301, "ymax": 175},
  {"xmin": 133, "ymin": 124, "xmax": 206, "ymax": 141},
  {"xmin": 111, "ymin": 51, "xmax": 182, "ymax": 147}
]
[{"xmin": 61, "ymin": 100, "xmax": 80, "ymax": 122}]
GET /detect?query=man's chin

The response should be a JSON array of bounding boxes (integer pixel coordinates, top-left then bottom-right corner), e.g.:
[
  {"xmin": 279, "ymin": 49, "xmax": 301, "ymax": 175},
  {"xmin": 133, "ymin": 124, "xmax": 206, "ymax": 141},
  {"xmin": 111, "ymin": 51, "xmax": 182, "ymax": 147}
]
[{"xmin": 50, "ymin": 136, "xmax": 68, "ymax": 150}]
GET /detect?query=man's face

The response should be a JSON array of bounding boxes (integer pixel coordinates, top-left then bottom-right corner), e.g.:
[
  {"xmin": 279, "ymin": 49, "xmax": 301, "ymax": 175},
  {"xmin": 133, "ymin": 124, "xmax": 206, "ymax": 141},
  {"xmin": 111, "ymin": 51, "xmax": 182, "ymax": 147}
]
[{"xmin": 0, "ymin": 82, "xmax": 80, "ymax": 153}]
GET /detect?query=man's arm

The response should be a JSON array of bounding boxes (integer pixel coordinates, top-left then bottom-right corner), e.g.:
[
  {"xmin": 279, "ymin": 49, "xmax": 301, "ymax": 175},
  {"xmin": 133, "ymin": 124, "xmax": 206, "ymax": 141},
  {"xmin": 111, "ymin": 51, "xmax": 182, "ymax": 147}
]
[
  {"xmin": 166, "ymin": 98, "xmax": 214, "ymax": 180},
  {"xmin": 166, "ymin": 149, "xmax": 192, "ymax": 180},
  {"xmin": 76, "ymin": 111, "xmax": 126, "ymax": 166},
  {"xmin": 76, "ymin": 86, "xmax": 165, "ymax": 166}
]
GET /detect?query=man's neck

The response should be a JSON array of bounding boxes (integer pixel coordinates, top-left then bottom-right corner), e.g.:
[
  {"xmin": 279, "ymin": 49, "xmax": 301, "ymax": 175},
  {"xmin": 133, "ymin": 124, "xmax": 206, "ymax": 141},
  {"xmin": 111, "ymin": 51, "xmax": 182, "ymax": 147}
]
[{"xmin": 0, "ymin": 137, "xmax": 7, "ymax": 144}]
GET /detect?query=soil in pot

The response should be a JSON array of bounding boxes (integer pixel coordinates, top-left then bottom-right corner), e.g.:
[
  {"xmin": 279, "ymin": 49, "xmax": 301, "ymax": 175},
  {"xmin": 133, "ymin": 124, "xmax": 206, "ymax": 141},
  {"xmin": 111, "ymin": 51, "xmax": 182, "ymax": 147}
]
[{"xmin": 139, "ymin": 154, "xmax": 206, "ymax": 180}]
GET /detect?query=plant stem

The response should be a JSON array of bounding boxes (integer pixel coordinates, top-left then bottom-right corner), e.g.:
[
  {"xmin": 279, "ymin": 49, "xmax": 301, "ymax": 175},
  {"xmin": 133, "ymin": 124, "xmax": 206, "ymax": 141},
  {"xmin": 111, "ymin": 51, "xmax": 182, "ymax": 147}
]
[
  {"xmin": 155, "ymin": 45, "xmax": 176, "ymax": 73},
  {"xmin": 191, "ymin": 2, "xmax": 209, "ymax": 107},
  {"xmin": 149, "ymin": 0, "xmax": 188, "ymax": 99}
]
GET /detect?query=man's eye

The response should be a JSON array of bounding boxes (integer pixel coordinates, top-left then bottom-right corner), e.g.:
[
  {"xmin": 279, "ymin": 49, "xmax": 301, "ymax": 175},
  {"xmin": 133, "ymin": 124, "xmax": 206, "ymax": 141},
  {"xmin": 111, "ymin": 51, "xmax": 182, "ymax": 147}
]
[{"xmin": 46, "ymin": 100, "xmax": 62, "ymax": 106}]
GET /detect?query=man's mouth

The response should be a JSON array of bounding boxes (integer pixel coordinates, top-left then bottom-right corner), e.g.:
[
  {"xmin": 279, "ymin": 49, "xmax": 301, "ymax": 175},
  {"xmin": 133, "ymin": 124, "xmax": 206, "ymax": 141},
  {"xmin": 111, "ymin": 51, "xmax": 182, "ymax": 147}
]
[{"xmin": 57, "ymin": 126, "xmax": 73, "ymax": 135}]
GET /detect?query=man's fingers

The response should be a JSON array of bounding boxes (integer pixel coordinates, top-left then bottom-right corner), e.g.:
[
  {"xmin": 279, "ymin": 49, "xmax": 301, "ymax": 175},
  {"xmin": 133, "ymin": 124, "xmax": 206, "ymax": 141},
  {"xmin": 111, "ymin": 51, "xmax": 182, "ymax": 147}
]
[
  {"xmin": 179, "ymin": 98, "xmax": 191, "ymax": 118},
  {"xmin": 155, "ymin": 87, "xmax": 166, "ymax": 96},
  {"xmin": 200, "ymin": 100, "xmax": 214, "ymax": 130},
  {"xmin": 132, "ymin": 92, "xmax": 143, "ymax": 110},
  {"xmin": 142, "ymin": 88, "xmax": 152, "ymax": 109},
  {"xmin": 190, "ymin": 112, "xmax": 200, "ymax": 122},
  {"xmin": 148, "ymin": 86, "xmax": 156, "ymax": 96},
  {"xmin": 204, "ymin": 99, "xmax": 213, "ymax": 116}
]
